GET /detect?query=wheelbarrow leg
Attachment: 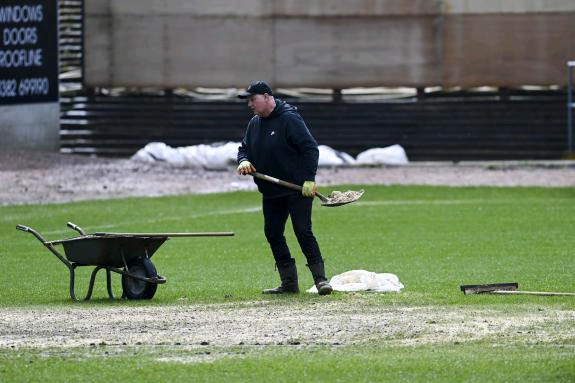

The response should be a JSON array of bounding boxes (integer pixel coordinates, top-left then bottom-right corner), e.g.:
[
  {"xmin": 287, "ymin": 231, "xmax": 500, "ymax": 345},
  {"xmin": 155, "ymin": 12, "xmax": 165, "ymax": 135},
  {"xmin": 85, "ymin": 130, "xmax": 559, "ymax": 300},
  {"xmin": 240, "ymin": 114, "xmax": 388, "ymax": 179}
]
[
  {"xmin": 68, "ymin": 264, "xmax": 95, "ymax": 301},
  {"xmin": 68, "ymin": 265, "xmax": 78, "ymax": 301},
  {"xmin": 68, "ymin": 266, "xmax": 116, "ymax": 301},
  {"xmin": 84, "ymin": 266, "xmax": 116, "ymax": 301},
  {"xmin": 83, "ymin": 267, "xmax": 101, "ymax": 300},
  {"xmin": 105, "ymin": 268, "xmax": 115, "ymax": 299}
]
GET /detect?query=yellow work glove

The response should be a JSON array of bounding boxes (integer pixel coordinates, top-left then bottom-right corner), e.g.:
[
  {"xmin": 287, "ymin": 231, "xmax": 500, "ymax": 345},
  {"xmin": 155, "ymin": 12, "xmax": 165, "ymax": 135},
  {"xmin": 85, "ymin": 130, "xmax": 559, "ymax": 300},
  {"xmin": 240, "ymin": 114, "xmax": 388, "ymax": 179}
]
[
  {"xmin": 302, "ymin": 181, "xmax": 316, "ymax": 197},
  {"xmin": 237, "ymin": 160, "xmax": 256, "ymax": 175}
]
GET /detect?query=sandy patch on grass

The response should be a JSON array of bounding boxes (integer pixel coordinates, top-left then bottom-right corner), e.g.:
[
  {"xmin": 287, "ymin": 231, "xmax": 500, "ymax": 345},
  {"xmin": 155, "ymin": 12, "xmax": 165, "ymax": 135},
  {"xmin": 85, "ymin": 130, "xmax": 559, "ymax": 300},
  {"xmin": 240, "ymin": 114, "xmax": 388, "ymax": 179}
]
[{"xmin": 1, "ymin": 301, "xmax": 573, "ymax": 355}]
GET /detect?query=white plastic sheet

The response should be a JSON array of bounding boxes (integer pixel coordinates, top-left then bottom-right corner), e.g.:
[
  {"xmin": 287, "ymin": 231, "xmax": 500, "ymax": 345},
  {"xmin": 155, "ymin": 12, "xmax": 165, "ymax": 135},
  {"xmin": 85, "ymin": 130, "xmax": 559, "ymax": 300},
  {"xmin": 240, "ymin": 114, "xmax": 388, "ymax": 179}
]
[{"xmin": 307, "ymin": 269, "xmax": 404, "ymax": 293}]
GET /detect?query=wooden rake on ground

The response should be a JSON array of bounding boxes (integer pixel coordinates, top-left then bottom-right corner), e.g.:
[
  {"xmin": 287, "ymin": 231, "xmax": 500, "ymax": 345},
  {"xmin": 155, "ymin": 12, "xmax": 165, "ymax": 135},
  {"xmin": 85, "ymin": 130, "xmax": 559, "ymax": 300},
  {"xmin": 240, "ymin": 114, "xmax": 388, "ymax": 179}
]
[{"xmin": 460, "ymin": 282, "xmax": 575, "ymax": 296}]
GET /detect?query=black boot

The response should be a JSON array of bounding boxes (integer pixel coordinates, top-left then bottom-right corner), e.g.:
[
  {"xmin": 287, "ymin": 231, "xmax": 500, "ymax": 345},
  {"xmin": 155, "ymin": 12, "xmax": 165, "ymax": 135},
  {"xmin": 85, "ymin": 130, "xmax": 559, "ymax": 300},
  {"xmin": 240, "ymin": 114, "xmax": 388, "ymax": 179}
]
[
  {"xmin": 308, "ymin": 262, "xmax": 333, "ymax": 296},
  {"xmin": 263, "ymin": 261, "xmax": 299, "ymax": 294}
]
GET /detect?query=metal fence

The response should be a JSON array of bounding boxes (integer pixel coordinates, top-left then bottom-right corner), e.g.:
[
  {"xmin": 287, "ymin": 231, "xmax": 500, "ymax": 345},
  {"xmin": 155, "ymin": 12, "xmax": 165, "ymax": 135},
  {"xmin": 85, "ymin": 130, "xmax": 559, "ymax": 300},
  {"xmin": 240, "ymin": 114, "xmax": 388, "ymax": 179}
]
[
  {"xmin": 60, "ymin": 90, "xmax": 568, "ymax": 161},
  {"xmin": 59, "ymin": 0, "xmax": 83, "ymax": 90}
]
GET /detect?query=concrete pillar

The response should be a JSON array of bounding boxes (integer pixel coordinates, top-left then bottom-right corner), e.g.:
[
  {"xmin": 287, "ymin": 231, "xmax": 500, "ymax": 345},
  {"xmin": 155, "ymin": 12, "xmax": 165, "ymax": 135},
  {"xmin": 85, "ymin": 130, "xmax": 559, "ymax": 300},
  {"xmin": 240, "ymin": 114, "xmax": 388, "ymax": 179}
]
[{"xmin": 0, "ymin": 103, "xmax": 60, "ymax": 150}]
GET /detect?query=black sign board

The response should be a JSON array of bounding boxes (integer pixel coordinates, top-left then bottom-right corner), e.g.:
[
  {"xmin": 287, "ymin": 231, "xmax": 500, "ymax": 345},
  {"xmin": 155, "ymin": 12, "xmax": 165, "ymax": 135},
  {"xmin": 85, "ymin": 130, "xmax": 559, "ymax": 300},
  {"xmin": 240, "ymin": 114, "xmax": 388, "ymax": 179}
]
[{"xmin": 0, "ymin": 0, "xmax": 58, "ymax": 105}]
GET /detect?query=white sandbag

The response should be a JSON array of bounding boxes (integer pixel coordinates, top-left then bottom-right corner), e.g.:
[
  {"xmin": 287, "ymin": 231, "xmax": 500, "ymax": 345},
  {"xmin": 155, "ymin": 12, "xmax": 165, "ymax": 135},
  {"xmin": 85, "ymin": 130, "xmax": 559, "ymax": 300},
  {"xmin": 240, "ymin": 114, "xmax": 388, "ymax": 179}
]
[
  {"xmin": 355, "ymin": 144, "xmax": 409, "ymax": 165},
  {"xmin": 131, "ymin": 142, "xmax": 239, "ymax": 170},
  {"xmin": 307, "ymin": 269, "xmax": 404, "ymax": 293},
  {"xmin": 180, "ymin": 142, "xmax": 239, "ymax": 170},
  {"xmin": 131, "ymin": 142, "xmax": 188, "ymax": 165},
  {"xmin": 318, "ymin": 145, "xmax": 356, "ymax": 166}
]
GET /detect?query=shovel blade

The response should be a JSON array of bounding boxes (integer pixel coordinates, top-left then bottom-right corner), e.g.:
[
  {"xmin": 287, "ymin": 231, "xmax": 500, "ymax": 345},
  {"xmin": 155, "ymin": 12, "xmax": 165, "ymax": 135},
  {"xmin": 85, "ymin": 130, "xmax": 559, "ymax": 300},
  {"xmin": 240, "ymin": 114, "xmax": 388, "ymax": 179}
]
[
  {"xmin": 460, "ymin": 282, "xmax": 518, "ymax": 295},
  {"xmin": 320, "ymin": 189, "xmax": 364, "ymax": 207}
]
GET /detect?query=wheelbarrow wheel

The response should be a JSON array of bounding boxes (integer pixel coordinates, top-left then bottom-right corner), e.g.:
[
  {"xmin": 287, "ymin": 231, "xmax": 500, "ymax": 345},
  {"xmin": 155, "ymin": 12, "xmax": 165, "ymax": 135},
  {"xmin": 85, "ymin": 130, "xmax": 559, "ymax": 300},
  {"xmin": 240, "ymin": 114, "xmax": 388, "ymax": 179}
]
[{"xmin": 122, "ymin": 257, "xmax": 158, "ymax": 300}]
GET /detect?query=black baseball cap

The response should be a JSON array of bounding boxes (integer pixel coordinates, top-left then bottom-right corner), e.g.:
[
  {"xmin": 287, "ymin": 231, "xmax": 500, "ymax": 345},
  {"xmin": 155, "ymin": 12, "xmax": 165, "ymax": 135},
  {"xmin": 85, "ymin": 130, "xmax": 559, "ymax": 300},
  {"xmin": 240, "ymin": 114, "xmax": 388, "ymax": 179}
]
[{"xmin": 238, "ymin": 81, "xmax": 273, "ymax": 99}]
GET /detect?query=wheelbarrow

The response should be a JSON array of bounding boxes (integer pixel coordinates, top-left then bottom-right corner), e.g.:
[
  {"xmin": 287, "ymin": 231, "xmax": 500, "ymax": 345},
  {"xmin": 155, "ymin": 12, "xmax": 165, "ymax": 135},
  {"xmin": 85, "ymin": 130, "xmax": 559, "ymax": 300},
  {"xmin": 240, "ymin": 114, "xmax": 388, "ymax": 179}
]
[{"xmin": 17, "ymin": 222, "xmax": 234, "ymax": 301}]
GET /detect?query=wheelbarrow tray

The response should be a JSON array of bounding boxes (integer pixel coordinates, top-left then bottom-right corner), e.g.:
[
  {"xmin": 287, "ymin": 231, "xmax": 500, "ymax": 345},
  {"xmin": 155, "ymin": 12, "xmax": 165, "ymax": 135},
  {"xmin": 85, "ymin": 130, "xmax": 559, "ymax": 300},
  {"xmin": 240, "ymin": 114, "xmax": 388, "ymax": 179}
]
[{"xmin": 51, "ymin": 235, "xmax": 167, "ymax": 268}]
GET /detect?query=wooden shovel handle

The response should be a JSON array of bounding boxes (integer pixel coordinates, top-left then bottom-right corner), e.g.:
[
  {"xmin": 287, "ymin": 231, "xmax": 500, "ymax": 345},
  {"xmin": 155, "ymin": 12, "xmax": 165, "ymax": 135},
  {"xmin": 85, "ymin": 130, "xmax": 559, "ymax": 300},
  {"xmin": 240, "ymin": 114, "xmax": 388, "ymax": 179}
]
[
  {"xmin": 252, "ymin": 172, "xmax": 328, "ymax": 203},
  {"xmin": 492, "ymin": 290, "xmax": 575, "ymax": 296}
]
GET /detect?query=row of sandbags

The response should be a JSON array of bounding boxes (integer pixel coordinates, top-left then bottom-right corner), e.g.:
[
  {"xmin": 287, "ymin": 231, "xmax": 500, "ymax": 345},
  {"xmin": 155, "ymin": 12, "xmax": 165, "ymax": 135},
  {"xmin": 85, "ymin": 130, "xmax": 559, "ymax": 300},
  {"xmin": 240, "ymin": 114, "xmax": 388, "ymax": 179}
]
[{"xmin": 131, "ymin": 141, "xmax": 408, "ymax": 170}]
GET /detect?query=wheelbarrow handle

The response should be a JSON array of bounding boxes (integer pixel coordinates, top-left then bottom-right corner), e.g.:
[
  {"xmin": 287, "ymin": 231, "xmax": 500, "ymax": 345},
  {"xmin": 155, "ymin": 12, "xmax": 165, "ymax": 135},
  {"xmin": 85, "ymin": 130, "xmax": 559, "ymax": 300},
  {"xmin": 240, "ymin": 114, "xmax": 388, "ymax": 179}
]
[
  {"xmin": 16, "ymin": 223, "xmax": 72, "ymax": 267},
  {"xmin": 67, "ymin": 221, "xmax": 86, "ymax": 235},
  {"xmin": 16, "ymin": 224, "xmax": 47, "ymax": 243},
  {"xmin": 252, "ymin": 172, "xmax": 329, "ymax": 203},
  {"xmin": 16, "ymin": 224, "xmax": 30, "ymax": 232}
]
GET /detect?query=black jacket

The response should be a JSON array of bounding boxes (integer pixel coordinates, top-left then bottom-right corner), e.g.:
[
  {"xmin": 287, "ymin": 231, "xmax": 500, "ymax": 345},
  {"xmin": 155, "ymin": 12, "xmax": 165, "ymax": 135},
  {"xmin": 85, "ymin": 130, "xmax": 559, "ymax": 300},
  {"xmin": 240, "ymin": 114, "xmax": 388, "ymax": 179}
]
[{"xmin": 237, "ymin": 99, "xmax": 319, "ymax": 198}]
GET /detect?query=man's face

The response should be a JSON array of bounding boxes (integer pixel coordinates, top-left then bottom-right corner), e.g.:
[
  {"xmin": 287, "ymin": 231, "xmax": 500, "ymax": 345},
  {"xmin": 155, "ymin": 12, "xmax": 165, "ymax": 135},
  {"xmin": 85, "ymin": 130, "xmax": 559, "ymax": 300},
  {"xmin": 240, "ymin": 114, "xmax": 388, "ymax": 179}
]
[{"xmin": 247, "ymin": 94, "xmax": 270, "ymax": 117}]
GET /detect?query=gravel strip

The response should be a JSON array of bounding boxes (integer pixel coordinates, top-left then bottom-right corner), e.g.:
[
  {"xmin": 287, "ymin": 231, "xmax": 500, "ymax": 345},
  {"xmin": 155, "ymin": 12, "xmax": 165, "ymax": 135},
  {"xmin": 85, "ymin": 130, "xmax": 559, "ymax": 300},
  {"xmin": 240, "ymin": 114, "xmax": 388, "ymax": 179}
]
[{"xmin": 1, "ymin": 150, "xmax": 574, "ymax": 206}]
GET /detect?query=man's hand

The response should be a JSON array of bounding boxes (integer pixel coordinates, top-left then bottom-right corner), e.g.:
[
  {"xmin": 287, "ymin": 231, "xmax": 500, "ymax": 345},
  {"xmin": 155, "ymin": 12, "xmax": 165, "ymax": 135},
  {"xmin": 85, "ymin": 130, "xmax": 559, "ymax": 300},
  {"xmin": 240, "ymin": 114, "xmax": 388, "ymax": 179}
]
[
  {"xmin": 302, "ymin": 181, "xmax": 316, "ymax": 197},
  {"xmin": 237, "ymin": 160, "xmax": 256, "ymax": 175}
]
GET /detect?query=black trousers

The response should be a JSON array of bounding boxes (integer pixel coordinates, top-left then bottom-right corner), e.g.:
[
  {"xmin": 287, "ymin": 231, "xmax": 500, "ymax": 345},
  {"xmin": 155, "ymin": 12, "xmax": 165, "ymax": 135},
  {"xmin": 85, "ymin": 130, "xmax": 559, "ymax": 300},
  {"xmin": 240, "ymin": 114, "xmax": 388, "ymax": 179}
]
[{"xmin": 262, "ymin": 193, "xmax": 323, "ymax": 267}]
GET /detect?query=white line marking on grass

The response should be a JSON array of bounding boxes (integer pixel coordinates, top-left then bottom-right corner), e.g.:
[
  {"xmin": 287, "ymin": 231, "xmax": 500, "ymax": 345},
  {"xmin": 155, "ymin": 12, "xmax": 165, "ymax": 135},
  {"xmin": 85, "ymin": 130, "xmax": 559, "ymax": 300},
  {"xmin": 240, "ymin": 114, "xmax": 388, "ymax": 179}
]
[
  {"xmin": 26, "ymin": 198, "xmax": 574, "ymax": 236},
  {"xmin": 41, "ymin": 206, "xmax": 261, "ymax": 236},
  {"xmin": 353, "ymin": 198, "xmax": 568, "ymax": 207},
  {"xmin": 355, "ymin": 199, "xmax": 497, "ymax": 206}
]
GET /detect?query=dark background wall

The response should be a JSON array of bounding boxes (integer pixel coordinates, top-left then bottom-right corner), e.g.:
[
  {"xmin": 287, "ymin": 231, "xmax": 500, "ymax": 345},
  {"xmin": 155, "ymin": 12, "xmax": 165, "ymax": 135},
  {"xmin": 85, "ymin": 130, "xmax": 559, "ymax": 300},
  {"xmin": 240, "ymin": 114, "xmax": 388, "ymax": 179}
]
[{"xmin": 60, "ymin": 90, "xmax": 568, "ymax": 161}]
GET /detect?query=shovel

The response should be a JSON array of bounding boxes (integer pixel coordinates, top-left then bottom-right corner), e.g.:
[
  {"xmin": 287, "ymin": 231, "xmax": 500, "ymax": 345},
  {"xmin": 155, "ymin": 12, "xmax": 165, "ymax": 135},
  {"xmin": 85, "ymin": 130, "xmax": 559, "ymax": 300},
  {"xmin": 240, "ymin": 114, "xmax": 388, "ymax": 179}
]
[
  {"xmin": 460, "ymin": 282, "xmax": 575, "ymax": 296},
  {"xmin": 252, "ymin": 172, "xmax": 364, "ymax": 207}
]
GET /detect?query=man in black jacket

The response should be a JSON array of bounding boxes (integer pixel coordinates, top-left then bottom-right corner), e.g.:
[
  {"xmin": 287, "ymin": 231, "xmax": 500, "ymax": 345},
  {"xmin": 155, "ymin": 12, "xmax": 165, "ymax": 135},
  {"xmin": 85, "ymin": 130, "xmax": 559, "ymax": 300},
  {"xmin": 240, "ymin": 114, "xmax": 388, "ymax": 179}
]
[{"xmin": 237, "ymin": 80, "xmax": 333, "ymax": 296}]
